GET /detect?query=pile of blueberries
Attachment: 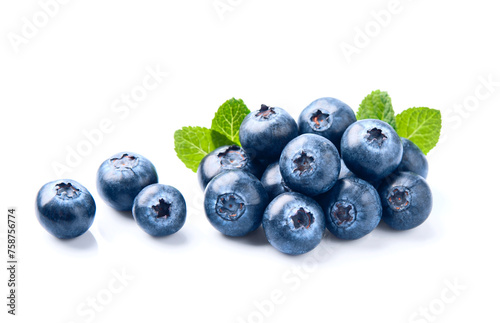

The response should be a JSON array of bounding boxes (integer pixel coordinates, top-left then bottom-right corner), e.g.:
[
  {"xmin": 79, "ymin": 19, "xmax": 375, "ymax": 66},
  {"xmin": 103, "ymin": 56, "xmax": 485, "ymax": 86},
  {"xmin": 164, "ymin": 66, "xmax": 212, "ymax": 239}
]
[
  {"xmin": 199, "ymin": 98, "xmax": 432, "ymax": 255},
  {"xmin": 35, "ymin": 97, "xmax": 432, "ymax": 256},
  {"xmin": 35, "ymin": 152, "xmax": 186, "ymax": 239}
]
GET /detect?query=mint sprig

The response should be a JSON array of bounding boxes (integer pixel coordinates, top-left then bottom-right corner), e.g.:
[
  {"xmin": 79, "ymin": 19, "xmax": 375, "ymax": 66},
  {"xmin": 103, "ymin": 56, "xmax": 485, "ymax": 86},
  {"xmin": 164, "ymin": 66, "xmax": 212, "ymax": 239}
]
[
  {"xmin": 174, "ymin": 98, "xmax": 250, "ymax": 172},
  {"xmin": 395, "ymin": 107, "xmax": 441, "ymax": 155},
  {"xmin": 211, "ymin": 98, "xmax": 250, "ymax": 146},
  {"xmin": 174, "ymin": 127, "xmax": 234, "ymax": 172},
  {"xmin": 357, "ymin": 90, "xmax": 396, "ymax": 128},
  {"xmin": 357, "ymin": 90, "xmax": 441, "ymax": 155}
]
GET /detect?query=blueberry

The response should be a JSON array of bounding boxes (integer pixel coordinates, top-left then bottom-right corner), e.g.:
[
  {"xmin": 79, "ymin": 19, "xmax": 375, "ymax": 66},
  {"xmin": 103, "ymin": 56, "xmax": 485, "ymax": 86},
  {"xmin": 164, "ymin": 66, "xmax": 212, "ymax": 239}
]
[
  {"xmin": 318, "ymin": 177, "xmax": 382, "ymax": 240},
  {"xmin": 260, "ymin": 162, "xmax": 292, "ymax": 200},
  {"xmin": 378, "ymin": 171, "xmax": 432, "ymax": 230},
  {"xmin": 132, "ymin": 184, "xmax": 186, "ymax": 237},
  {"xmin": 97, "ymin": 152, "xmax": 158, "ymax": 211},
  {"xmin": 279, "ymin": 133, "xmax": 340, "ymax": 197},
  {"xmin": 341, "ymin": 119, "xmax": 403, "ymax": 182},
  {"xmin": 204, "ymin": 170, "xmax": 269, "ymax": 237},
  {"xmin": 397, "ymin": 138, "xmax": 429, "ymax": 178},
  {"xmin": 298, "ymin": 97, "xmax": 356, "ymax": 150},
  {"xmin": 262, "ymin": 192, "xmax": 325, "ymax": 255},
  {"xmin": 197, "ymin": 145, "xmax": 262, "ymax": 190},
  {"xmin": 35, "ymin": 179, "xmax": 96, "ymax": 239},
  {"xmin": 239, "ymin": 104, "xmax": 298, "ymax": 162}
]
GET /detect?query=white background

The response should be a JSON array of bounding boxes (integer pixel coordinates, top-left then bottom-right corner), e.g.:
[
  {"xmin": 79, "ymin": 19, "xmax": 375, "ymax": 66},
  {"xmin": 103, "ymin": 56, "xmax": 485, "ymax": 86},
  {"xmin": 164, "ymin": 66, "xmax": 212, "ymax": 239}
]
[{"xmin": 1, "ymin": 1, "xmax": 499, "ymax": 322}]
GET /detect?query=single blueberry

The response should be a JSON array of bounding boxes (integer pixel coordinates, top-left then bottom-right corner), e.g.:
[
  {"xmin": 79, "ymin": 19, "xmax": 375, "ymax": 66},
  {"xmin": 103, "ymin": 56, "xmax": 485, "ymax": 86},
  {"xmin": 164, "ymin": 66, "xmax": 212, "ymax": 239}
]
[
  {"xmin": 97, "ymin": 152, "xmax": 158, "ymax": 211},
  {"xmin": 341, "ymin": 119, "xmax": 403, "ymax": 182},
  {"xmin": 298, "ymin": 97, "xmax": 356, "ymax": 150},
  {"xmin": 261, "ymin": 162, "xmax": 293, "ymax": 200},
  {"xmin": 204, "ymin": 170, "xmax": 269, "ymax": 237},
  {"xmin": 132, "ymin": 184, "xmax": 186, "ymax": 237},
  {"xmin": 397, "ymin": 138, "xmax": 429, "ymax": 178},
  {"xmin": 197, "ymin": 145, "xmax": 263, "ymax": 190},
  {"xmin": 318, "ymin": 177, "xmax": 382, "ymax": 240},
  {"xmin": 239, "ymin": 104, "xmax": 298, "ymax": 163},
  {"xmin": 262, "ymin": 192, "xmax": 325, "ymax": 255},
  {"xmin": 279, "ymin": 133, "xmax": 340, "ymax": 197},
  {"xmin": 35, "ymin": 179, "xmax": 96, "ymax": 239},
  {"xmin": 378, "ymin": 171, "xmax": 432, "ymax": 230}
]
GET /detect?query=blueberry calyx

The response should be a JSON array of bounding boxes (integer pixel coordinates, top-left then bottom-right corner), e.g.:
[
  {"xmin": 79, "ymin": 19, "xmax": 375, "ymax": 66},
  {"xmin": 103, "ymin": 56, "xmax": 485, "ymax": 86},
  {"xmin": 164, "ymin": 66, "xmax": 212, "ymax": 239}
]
[
  {"xmin": 332, "ymin": 201, "xmax": 356, "ymax": 227},
  {"xmin": 387, "ymin": 186, "xmax": 412, "ymax": 211},
  {"xmin": 217, "ymin": 145, "xmax": 247, "ymax": 169},
  {"xmin": 55, "ymin": 182, "xmax": 80, "ymax": 199},
  {"xmin": 291, "ymin": 207, "xmax": 315, "ymax": 229},
  {"xmin": 366, "ymin": 128, "xmax": 387, "ymax": 147},
  {"xmin": 255, "ymin": 104, "xmax": 276, "ymax": 119},
  {"xmin": 110, "ymin": 153, "xmax": 139, "ymax": 170},
  {"xmin": 216, "ymin": 193, "xmax": 246, "ymax": 221},
  {"xmin": 310, "ymin": 110, "xmax": 330, "ymax": 130},
  {"xmin": 293, "ymin": 151, "xmax": 315, "ymax": 175},
  {"xmin": 152, "ymin": 198, "xmax": 172, "ymax": 219}
]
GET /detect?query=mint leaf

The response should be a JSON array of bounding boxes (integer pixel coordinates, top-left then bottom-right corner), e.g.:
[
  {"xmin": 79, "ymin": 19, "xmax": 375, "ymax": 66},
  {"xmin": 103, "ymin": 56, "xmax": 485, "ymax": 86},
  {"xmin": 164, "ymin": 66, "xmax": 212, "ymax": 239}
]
[
  {"xmin": 211, "ymin": 98, "xmax": 250, "ymax": 146},
  {"xmin": 212, "ymin": 129, "xmax": 235, "ymax": 148},
  {"xmin": 174, "ymin": 126, "xmax": 234, "ymax": 172},
  {"xmin": 396, "ymin": 107, "xmax": 441, "ymax": 155},
  {"xmin": 357, "ymin": 90, "xmax": 396, "ymax": 128}
]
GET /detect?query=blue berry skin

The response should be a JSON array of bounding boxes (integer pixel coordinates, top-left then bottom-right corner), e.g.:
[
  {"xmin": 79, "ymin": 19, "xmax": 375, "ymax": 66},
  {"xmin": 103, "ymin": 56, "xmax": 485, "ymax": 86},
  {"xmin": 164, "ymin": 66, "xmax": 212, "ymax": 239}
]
[
  {"xmin": 132, "ymin": 184, "xmax": 186, "ymax": 237},
  {"xmin": 204, "ymin": 170, "xmax": 269, "ymax": 237},
  {"xmin": 378, "ymin": 171, "xmax": 432, "ymax": 230},
  {"xmin": 318, "ymin": 177, "xmax": 381, "ymax": 240},
  {"xmin": 397, "ymin": 138, "xmax": 429, "ymax": 178},
  {"xmin": 263, "ymin": 192, "xmax": 325, "ymax": 255},
  {"xmin": 97, "ymin": 152, "xmax": 158, "ymax": 211},
  {"xmin": 197, "ymin": 145, "xmax": 263, "ymax": 190},
  {"xmin": 298, "ymin": 97, "xmax": 356, "ymax": 150},
  {"xmin": 239, "ymin": 105, "xmax": 298, "ymax": 163},
  {"xmin": 260, "ymin": 162, "xmax": 292, "ymax": 200},
  {"xmin": 35, "ymin": 179, "xmax": 96, "ymax": 239},
  {"xmin": 280, "ymin": 134, "xmax": 340, "ymax": 197},
  {"xmin": 341, "ymin": 119, "xmax": 403, "ymax": 182}
]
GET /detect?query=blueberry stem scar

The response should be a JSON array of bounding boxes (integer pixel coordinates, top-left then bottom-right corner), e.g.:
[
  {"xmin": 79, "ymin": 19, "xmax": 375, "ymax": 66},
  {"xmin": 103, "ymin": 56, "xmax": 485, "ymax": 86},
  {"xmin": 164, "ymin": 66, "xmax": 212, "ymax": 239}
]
[
  {"xmin": 388, "ymin": 187, "xmax": 411, "ymax": 211},
  {"xmin": 110, "ymin": 153, "xmax": 139, "ymax": 170},
  {"xmin": 216, "ymin": 193, "xmax": 246, "ymax": 221},
  {"xmin": 293, "ymin": 151, "xmax": 314, "ymax": 175},
  {"xmin": 55, "ymin": 182, "xmax": 80, "ymax": 198},
  {"xmin": 256, "ymin": 104, "xmax": 276, "ymax": 119},
  {"xmin": 310, "ymin": 110, "xmax": 329, "ymax": 129},
  {"xmin": 291, "ymin": 207, "xmax": 315, "ymax": 229},
  {"xmin": 366, "ymin": 128, "xmax": 387, "ymax": 147},
  {"xmin": 152, "ymin": 198, "xmax": 172, "ymax": 219},
  {"xmin": 332, "ymin": 201, "xmax": 356, "ymax": 227},
  {"xmin": 217, "ymin": 145, "xmax": 247, "ymax": 168}
]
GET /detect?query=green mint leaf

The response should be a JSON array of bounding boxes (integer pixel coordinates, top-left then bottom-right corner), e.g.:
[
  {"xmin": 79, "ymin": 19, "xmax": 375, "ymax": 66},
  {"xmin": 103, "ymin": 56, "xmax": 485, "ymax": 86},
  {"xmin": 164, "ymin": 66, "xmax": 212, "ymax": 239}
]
[
  {"xmin": 212, "ymin": 129, "xmax": 236, "ymax": 148},
  {"xmin": 211, "ymin": 98, "xmax": 251, "ymax": 146},
  {"xmin": 174, "ymin": 126, "xmax": 234, "ymax": 172},
  {"xmin": 395, "ymin": 107, "xmax": 441, "ymax": 155},
  {"xmin": 357, "ymin": 90, "xmax": 396, "ymax": 128}
]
